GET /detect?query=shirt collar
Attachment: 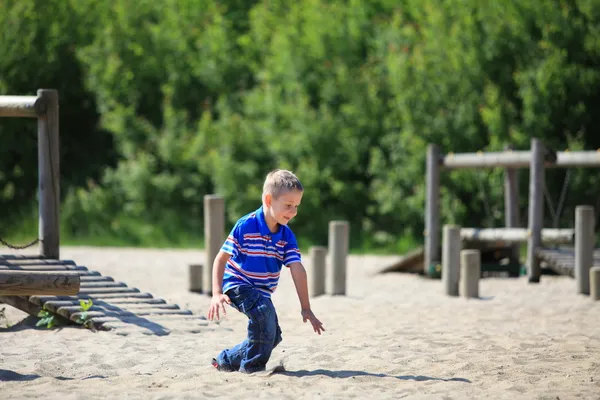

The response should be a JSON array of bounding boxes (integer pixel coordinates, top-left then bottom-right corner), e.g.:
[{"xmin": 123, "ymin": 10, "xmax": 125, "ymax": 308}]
[{"xmin": 257, "ymin": 206, "xmax": 283, "ymax": 241}]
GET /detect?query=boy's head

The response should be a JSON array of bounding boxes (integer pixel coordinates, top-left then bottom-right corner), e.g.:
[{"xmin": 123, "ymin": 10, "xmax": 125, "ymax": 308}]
[{"xmin": 262, "ymin": 169, "xmax": 303, "ymax": 227}]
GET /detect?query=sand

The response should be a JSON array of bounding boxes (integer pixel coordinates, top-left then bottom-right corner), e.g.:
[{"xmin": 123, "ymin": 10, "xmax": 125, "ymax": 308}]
[{"xmin": 1, "ymin": 246, "xmax": 599, "ymax": 400}]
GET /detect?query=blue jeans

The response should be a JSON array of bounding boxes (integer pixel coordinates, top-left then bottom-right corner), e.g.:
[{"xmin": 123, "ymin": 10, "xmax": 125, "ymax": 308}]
[{"xmin": 215, "ymin": 285, "xmax": 282, "ymax": 373}]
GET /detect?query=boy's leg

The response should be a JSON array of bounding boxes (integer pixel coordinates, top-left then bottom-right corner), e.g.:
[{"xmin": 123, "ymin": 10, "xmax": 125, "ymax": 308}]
[
  {"xmin": 214, "ymin": 340, "xmax": 248, "ymax": 372},
  {"xmin": 213, "ymin": 286, "xmax": 256, "ymax": 371},
  {"xmin": 239, "ymin": 295, "xmax": 279, "ymax": 373}
]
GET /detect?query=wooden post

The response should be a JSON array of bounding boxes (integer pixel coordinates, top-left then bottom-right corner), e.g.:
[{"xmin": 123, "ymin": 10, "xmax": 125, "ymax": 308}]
[
  {"xmin": 309, "ymin": 246, "xmax": 326, "ymax": 297},
  {"xmin": 188, "ymin": 264, "xmax": 203, "ymax": 293},
  {"xmin": 575, "ymin": 205, "xmax": 595, "ymax": 295},
  {"xmin": 0, "ymin": 271, "xmax": 80, "ymax": 296},
  {"xmin": 460, "ymin": 249, "xmax": 480, "ymax": 298},
  {"xmin": 504, "ymin": 145, "xmax": 520, "ymax": 265},
  {"xmin": 442, "ymin": 225, "xmax": 461, "ymax": 296},
  {"xmin": 37, "ymin": 89, "xmax": 60, "ymax": 259},
  {"xmin": 590, "ymin": 267, "xmax": 600, "ymax": 301},
  {"xmin": 425, "ymin": 144, "xmax": 441, "ymax": 277},
  {"xmin": 526, "ymin": 138, "xmax": 545, "ymax": 283},
  {"xmin": 327, "ymin": 221, "xmax": 349, "ymax": 296},
  {"xmin": 202, "ymin": 195, "xmax": 225, "ymax": 296}
]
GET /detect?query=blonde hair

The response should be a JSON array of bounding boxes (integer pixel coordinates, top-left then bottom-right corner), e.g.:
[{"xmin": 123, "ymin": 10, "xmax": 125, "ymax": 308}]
[{"xmin": 262, "ymin": 169, "xmax": 303, "ymax": 198}]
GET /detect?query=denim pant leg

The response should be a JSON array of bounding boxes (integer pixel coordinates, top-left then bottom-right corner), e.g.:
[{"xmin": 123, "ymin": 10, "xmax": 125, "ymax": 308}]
[
  {"xmin": 239, "ymin": 294, "xmax": 280, "ymax": 373},
  {"xmin": 216, "ymin": 286, "xmax": 282, "ymax": 373}
]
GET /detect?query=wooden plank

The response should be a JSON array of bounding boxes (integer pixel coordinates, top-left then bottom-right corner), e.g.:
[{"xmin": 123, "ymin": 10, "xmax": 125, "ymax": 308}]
[
  {"xmin": 77, "ymin": 287, "xmax": 141, "ymax": 294},
  {"xmin": 79, "ymin": 276, "xmax": 115, "ymax": 282},
  {"xmin": 68, "ymin": 308, "xmax": 192, "ymax": 318},
  {"xmin": 28, "ymin": 292, "xmax": 153, "ymax": 305},
  {"xmin": 0, "ymin": 255, "xmax": 53, "ymax": 260},
  {"xmin": 0, "ymin": 265, "xmax": 88, "ymax": 271},
  {"xmin": 100, "ymin": 298, "xmax": 165, "ymax": 305},
  {"xmin": 57, "ymin": 305, "xmax": 184, "ymax": 318},
  {"xmin": 0, "ymin": 295, "xmax": 41, "ymax": 316},
  {"xmin": 79, "ymin": 282, "xmax": 127, "ymax": 289},
  {"xmin": 0, "ymin": 259, "xmax": 76, "ymax": 266},
  {"xmin": 0, "ymin": 271, "xmax": 80, "ymax": 296}
]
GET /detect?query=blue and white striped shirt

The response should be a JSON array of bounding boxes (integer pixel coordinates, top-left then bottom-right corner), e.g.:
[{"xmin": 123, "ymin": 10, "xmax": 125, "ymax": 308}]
[{"xmin": 220, "ymin": 206, "xmax": 302, "ymax": 298}]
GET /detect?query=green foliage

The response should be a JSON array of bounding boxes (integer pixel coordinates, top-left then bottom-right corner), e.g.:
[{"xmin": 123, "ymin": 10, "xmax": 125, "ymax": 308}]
[
  {"xmin": 2, "ymin": 0, "xmax": 600, "ymax": 252},
  {"xmin": 76, "ymin": 299, "xmax": 94, "ymax": 327},
  {"xmin": 36, "ymin": 307, "xmax": 58, "ymax": 329}
]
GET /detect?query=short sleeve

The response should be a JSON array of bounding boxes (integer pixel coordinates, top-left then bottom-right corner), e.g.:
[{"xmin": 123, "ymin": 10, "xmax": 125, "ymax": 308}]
[
  {"xmin": 283, "ymin": 232, "xmax": 302, "ymax": 267},
  {"xmin": 221, "ymin": 221, "xmax": 243, "ymax": 257}
]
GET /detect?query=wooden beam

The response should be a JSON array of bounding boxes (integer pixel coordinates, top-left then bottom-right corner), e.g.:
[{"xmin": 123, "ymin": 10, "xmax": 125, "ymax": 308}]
[
  {"xmin": 460, "ymin": 228, "xmax": 574, "ymax": 244},
  {"xmin": 0, "ymin": 271, "xmax": 80, "ymax": 296},
  {"xmin": 0, "ymin": 95, "xmax": 46, "ymax": 118},
  {"xmin": 442, "ymin": 150, "xmax": 556, "ymax": 169},
  {"xmin": 442, "ymin": 150, "xmax": 600, "ymax": 169}
]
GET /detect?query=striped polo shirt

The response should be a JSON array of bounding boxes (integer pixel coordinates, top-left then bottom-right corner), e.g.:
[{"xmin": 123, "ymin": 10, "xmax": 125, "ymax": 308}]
[{"xmin": 220, "ymin": 206, "xmax": 302, "ymax": 298}]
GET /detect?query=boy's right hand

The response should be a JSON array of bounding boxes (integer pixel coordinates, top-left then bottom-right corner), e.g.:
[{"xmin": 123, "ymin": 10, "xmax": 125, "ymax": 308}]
[{"xmin": 207, "ymin": 293, "xmax": 232, "ymax": 321}]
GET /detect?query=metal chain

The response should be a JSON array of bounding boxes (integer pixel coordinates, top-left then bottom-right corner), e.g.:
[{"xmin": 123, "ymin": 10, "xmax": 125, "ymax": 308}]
[{"xmin": 0, "ymin": 236, "xmax": 39, "ymax": 250}]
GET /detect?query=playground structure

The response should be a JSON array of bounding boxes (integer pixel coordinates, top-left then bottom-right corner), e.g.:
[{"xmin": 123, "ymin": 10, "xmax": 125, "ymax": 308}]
[
  {"xmin": 0, "ymin": 90, "xmax": 205, "ymax": 334},
  {"xmin": 425, "ymin": 138, "xmax": 600, "ymax": 298}
]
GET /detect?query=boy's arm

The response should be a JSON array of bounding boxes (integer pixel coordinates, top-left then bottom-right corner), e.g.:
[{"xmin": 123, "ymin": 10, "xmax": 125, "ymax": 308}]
[
  {"xmin": 289, "ymin": 262, "xmax": 325, "ymax": 335},
  {"xmin": 211, "ymin": 250, "xmax": 231, "ymax": 295},
  {"xmin": 207, "ymin": 251, "xmax": 232, "ymax": 321}
]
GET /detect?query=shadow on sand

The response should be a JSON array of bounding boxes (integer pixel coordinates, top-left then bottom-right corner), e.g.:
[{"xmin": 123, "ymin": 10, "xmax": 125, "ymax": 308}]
[
  {"xmin": 274, "ymin": 368, "xmax": 471, "ymax": 383},
  {"xmin": 0, "ymin": 369, "xmax": 106, "ymax": 382}
]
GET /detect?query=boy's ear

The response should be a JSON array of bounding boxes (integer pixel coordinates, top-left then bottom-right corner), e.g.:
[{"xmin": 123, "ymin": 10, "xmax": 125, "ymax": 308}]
[{"xmin": 264, "ymin": 193, "xmax": 272, "ymax": 207}]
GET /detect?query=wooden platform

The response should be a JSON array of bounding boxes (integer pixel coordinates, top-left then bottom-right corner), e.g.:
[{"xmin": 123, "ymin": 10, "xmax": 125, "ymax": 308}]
[
  {"xmin": 0, "ymin": 254, "xmax": 208, "ymax": 335},
  {"xmin": 536, "ymin": 247, "xmax": 600, "ymax": 277}
]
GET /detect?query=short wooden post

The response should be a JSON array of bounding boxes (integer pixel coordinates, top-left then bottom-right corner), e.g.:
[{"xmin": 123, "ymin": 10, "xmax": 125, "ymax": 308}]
[
  {"xmin": 526, "ymin": 138, "xmax": 545, "ymax": 283},
  {"xmin": 442, "ymin": 225, "xmax": 461, "ymax": 296},
  {"xmin": 309, "ymin": 246, "xmax": 327, "ymax": 297},
  {"xmin": 37, "ymin": 89, "xmax": 60, "ymax": 259},
  {"xmin": 202, "ymin": 195, "xmax": 225, "ymax": 296},
  {"xmin": 590, "ymin": 267, "xmax": 600, "ymax": 301},
  {"xmin": 425, "ymin": 144, "xmax": 441, "ymax": 277},
  {"xmin": 460, "ymin": 249, "xmax": 480, "ymax": 298},
  {"xmin": 327, "ymin": 221, "xmax": 349, "ymax": 296},
  {"xmin": 575, "ymin": 205, "xmax": 595, "ymax": 295},
  {"xmin": 188, "ymin": 264, "xmax": 203, "ymax": 293},
  {"xmin": 504, "ymin": 144, "xmax": 520, "ymax": 265}
]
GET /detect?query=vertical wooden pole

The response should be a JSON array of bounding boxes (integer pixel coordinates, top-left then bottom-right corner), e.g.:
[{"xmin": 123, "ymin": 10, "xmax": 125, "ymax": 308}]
[
  {"xmin": 442, "ymin": 225, "xmax": 461, "ymax": 296},
  {"xmin": 203, "ymin": 195, "xmax": 225, "ymax": 296},
  {"xmin": 460, "ymin": 249, "xmax": 480, "ymax": 298},
  {"xmin": 37, "ymin": 89, "xmax": 60, "ymax": 260},
  {"xmin": 575, "ymin": 205, "xmax": 595, "ymax": 295},
  {"xmin": 327, "ymin": 221, "xmax": 349, "ymax": 296},
  {"xmin": 590, "ymin": 267, "xmax": 600, "ymax": 301},
  {"xmin": 308, "ymin": 246, "xmax": 327, "ymax": 297},
  {"xmin": 526, "ymin": 138, "xmax": 544, "ymax": 283},
  {"xmin": 425, "ymin": 144, "xmax": 441, "ymax": 277},
  {"xmin": 504, "ymin": 144, "xmax": 520, "ymax": 266}
]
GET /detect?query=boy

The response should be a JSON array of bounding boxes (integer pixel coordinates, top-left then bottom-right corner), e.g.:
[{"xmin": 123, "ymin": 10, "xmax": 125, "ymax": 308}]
[{"xmin": 207, "ymin": 169, "xmax": 325, "ymax": 373}]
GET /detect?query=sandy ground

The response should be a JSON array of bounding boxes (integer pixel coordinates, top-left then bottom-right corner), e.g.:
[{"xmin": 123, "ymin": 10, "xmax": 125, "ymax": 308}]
[{"xmin": 1, "ymin": 246, "xmax": 599, "ymax": 400}]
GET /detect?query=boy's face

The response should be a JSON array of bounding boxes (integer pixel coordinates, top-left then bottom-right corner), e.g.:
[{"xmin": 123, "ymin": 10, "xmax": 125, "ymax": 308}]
[{"xmin": 265, "ymin": 189, "xmax": 303, "ymax": 227}]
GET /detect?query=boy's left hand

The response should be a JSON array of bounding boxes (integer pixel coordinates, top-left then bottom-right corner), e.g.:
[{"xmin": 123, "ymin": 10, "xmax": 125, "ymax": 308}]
[{"xmin": 301, "ymin": 309, "xmax": 325, "ymax": 335}]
